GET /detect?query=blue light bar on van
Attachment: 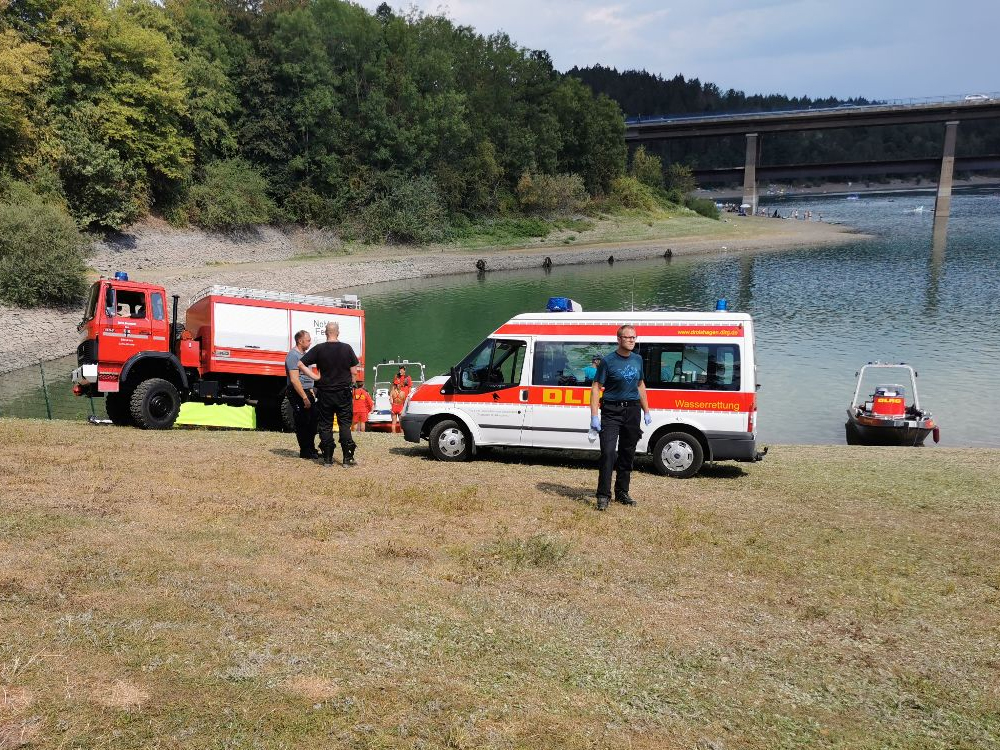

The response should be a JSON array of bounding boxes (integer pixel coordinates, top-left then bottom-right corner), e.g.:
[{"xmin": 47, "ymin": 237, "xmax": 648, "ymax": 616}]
[
  {"xmin": 715, "ymin": 298, "xmax": 728, "ymax": 311},
  {"xmin": 546, "ymin": 297, "xmax": 582, "ymax": 312},
  {"xmin": 114, "ymin": 271, "xmax": 129, "ymax": 281}
]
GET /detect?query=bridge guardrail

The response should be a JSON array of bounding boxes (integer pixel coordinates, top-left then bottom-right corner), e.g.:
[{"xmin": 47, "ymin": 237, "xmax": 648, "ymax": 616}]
[{"xmin": 624, "ymin": 93, "xmax": 1000, "ymax": 125}]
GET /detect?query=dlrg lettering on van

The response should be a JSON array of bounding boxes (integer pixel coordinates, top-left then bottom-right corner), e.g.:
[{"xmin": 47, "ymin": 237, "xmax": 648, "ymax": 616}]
[{"xmin": 401, "ymin": 308, "xmax": 767, "ymax": 478}]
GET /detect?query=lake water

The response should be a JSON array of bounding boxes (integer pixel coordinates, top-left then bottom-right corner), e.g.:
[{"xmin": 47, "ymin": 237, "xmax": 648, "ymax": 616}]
[
  {"xmin": 334, "ymin": 190, "xmax": 1000, "ymax": 447},
  {"xmin": 5, "ymin": 191, "xmax": 998, "ymax": 445}
]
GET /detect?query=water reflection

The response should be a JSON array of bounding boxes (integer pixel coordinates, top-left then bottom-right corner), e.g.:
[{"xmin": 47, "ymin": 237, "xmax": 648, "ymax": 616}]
[{"xmin": 926, "ymin": 221, "xmax": 949, "ymax": 312}]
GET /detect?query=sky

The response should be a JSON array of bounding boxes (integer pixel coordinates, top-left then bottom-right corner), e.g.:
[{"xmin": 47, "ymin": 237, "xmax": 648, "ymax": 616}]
[{"xmin": 352, "ymin": 0, "xmax": 999, "ymax": 103}]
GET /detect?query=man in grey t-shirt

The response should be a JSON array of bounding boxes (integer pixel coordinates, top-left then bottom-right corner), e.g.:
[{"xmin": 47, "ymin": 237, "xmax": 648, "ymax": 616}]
[{"xmin": 286, "ymin": 330, "xmax": 318, "ymax": 458}]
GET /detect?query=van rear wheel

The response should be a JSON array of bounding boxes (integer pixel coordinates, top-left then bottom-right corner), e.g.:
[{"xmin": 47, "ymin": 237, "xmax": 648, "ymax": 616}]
[
  {"xmin": 428, "ymin": 419, "xmax": 472, "ymax": 462},
  {"xmin": 652, "ymin": 431, "xmax": 704, "ymax": 478}
]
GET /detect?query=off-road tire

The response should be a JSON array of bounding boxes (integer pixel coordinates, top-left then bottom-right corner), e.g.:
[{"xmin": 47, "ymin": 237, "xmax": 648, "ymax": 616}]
[
  {"xmin": 651, "ymin": 430, "xmax": 704, "ymax": 479},
  {"xmin": 280, "ymin": 394, "xmax": 296, "ymax": 433},
  {"xmin": 253, "ymin": 397, "xmax": 290, "ymax": 432},
  {"xmin": 129, "ymin": 378, "xmax": 181, "ymax": 430},
  {"xmin": 428, "ymin": 419, "xmax": 472, "ymax": 462},
  {"xmin": 105, "ymin": 391, "xmax": 133, "ymax": 426}
]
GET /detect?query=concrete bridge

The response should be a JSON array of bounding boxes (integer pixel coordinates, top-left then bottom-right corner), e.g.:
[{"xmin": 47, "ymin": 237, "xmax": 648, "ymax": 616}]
[{"xmin": 625, "ymin": 96, "xmax": 1000, "ymax": 232}]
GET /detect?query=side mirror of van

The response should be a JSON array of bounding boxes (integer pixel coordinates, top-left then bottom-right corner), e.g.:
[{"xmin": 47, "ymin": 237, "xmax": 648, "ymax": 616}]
[{"xmin": 446, "ymin": 366, "xmax": 460, "ymax": 393}]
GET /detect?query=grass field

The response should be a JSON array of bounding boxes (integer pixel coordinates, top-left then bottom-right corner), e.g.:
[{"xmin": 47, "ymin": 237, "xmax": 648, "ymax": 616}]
[{"xmin": 2, "ymin": 420, "xmax": 999, "ymax": 749}]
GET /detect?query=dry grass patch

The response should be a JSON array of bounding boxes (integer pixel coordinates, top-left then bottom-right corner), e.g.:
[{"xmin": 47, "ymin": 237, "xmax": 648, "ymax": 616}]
[{"xmin": 1, "ymin": 420, "xmax": 999, "ymax": 748}]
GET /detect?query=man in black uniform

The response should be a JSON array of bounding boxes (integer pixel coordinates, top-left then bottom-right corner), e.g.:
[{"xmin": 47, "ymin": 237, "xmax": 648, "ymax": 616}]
[{"xmin": 298, "ymin": 321, "xmax": 359, "ymax": 466}]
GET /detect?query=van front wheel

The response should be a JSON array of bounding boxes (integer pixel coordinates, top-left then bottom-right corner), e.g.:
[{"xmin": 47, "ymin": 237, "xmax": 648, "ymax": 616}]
[
  {"xmin": 652, "ymin": 431, "xmax": 704, "ymax": 478},
  {"xmin": 428, "ymin": 419, "xmax": 472, "ymax": 462}
]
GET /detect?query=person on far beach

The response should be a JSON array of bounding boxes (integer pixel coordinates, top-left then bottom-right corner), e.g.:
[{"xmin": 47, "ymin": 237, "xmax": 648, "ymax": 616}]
[{"xmin": 589, "ymin": 325, "xmax": 651, "ymax": 512}]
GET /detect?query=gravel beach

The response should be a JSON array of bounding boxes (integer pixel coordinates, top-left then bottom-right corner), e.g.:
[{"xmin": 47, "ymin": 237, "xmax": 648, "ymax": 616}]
[{"xmin": 1, "ymin": 216, "xmax": 861, "ymax": 373}]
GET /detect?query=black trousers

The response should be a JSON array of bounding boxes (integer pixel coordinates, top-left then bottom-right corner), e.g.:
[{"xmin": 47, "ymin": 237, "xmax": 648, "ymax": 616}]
[
  {"xmin": 596, "ymin": 401, "xmax": 642, "ymax": 498},
  {"xmin": 317, "ymin": 388, "xmax": 356, "ymax": 456},
  {"xmin": 289, "ymin": 390, "xmax": 318, "ymax": 456}
]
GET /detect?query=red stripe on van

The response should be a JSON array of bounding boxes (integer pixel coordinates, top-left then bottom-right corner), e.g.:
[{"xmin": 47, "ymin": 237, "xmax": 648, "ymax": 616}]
[
  {"xmin": 409, "ymin": 385, "xmax": 755, "ymax": 412},
  {"xmin": 493, "ymin": 323, "xmax": 743, "ymax": 337}
]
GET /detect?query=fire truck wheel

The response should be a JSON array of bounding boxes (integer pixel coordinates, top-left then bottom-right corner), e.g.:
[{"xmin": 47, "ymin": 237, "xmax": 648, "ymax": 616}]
[
  {"xmin": 652, "ymin": 431, "xmax": 704, "ymax": 478},
  {"xmin": 428, "ymin": 419, "xmax": 472, "ymax": 462},
  {"xmin": 105, "ymin": 391, "xmax": 133, "ymax": 426},
  {"xmin": 280, "ymin": 395, "xmax": 296, "ymax": 433},
  {"xmin": 130, "ymin": 378, "xmax": 181, "ymax": 430}
]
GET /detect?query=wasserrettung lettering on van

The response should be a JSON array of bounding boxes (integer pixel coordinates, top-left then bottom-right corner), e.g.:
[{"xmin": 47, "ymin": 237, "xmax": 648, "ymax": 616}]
[{"xmin": 401, "ymin": 303, "xmax": 767, "ymax": 479}]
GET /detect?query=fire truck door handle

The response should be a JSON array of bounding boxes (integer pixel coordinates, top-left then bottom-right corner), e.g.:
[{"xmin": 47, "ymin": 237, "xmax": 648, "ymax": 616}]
[{"xmin": 520, "ymin": 389, "xmax": 528, "ymax": 402}]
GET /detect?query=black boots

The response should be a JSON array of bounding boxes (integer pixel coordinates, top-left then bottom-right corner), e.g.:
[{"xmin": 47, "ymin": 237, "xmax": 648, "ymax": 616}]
[
  {"xmin": 615, "ymin": 492, "xmax": 637, "ymax": 506},
  {"xmin": 342, "ymin": 446, "xmax": 356, "ymax": 467},
  {"xmin": 596, "ymin": 492, "xmax": 637, "ymax": 510},
  {"xmin": 322, "ymin": 444, "xmax": 334, "ymax": 465}
]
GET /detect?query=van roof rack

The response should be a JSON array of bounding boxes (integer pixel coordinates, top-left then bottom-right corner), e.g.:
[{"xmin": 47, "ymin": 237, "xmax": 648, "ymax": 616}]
[{"xmin": 189, "ymin": 285, "xmax": 361, "ymax": 309}]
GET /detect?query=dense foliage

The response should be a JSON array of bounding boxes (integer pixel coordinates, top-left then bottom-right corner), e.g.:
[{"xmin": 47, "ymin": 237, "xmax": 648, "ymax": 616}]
[
  {"xmin": 572, "ymin": 65, "xmax": 1000, "ymax": 178},
  {"xmin": 0, "ymin": 0, "xmax": 626, "ymax": 232},
  {"xmin": 0, "ymin": 182, "xmax": 89, "ymax": 306}
]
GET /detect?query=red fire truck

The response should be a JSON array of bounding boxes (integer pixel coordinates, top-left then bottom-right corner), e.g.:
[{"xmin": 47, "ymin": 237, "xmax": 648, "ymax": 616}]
[{"xmin": 72, "ymin": 274, "xmax": 364, "ymax": 429}]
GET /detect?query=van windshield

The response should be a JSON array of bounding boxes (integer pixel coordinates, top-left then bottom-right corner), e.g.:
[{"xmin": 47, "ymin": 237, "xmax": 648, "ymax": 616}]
[{"xmin": 455, "ymin": 338, "xmax": 526, "ymax": 391}]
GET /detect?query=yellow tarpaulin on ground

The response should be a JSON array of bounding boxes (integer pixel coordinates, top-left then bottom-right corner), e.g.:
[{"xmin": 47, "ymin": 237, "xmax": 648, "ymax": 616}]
[{"xmin": 174, "ymin": 402, "xmax": 257, "ymax": 429}]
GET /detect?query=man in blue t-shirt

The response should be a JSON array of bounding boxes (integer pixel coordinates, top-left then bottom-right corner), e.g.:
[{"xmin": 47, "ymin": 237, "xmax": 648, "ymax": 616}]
[
  {"xmin": 589, "ymin": 324, "xmax": 652, "ymax": 511},
  {"xmin": 286, "ymin": 330, "xmax": 318, "ymax": 459}
]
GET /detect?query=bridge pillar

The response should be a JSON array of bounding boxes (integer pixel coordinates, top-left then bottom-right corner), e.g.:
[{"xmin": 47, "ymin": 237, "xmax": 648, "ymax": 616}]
[
  {"xmin": 742, "ymin": 133, "xmax": 759, "ymax": 214},
  {"xmin": 933, "ymin": 120, "xmax": 959, "ymax": 225}
]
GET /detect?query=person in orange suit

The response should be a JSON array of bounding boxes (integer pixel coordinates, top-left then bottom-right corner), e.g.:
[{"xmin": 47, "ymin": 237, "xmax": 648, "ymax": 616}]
[{"xmin": 352, "ymin": 380, "xmax": 374, "ymax": 432}]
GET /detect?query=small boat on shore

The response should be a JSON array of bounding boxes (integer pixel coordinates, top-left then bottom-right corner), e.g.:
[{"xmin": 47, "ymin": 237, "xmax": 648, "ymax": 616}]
[
  {"xmin": 367, "ymin": 359, "xmax": 426, "ymax": 432},
  {"xmin": 846, "ymin": 362, "xmax": 940, "ymax": 446}
]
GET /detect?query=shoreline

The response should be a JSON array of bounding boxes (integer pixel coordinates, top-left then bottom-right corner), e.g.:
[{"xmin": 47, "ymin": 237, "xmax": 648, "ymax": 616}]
[
  {"xmin": 701, "ymin": 174, "xmax": 1000, "ymax": 201},
  {"xmin": 1, "ymin": 216, "xmax": 862, "ymax": 374}
]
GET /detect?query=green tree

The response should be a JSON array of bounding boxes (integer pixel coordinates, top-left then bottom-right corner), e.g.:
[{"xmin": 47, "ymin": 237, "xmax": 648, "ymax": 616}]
[
  {"xmin": 665, "ymin": 163, "xmax": 697, "ymax": 195},
  {"xmin": 186, "ymin": 157, "xmax": 275, "ymax": 229},
  {"xmin": 0, "ymin": 29, "xmax": 51, "ymax": 175},
  {"xmin": 0, "ymin": 184, "xmax": 89, "ymax": 306},
  {"xmin": 630, "ymin": 145, "xmax": 663, "ymax": 189}
]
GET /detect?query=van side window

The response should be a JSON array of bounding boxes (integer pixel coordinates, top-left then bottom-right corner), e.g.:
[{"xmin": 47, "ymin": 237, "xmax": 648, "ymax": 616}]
[
  {"xmin": 456, "ymin": 339, "xmax": 527, "ymax": 391},
  {"xmin": 644, "ymin": 343, "xmax": 741, "ymax": 391},
  {"xmin": 533, "ymin": 342, "xmax": 613, "ymax": 386},
  {"xmin": 151, "ymin": 292, "xmax": 165, "ymax": 321}
]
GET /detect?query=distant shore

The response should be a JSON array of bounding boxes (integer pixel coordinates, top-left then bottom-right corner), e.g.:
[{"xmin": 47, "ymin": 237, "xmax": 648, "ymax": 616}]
[
  {"xmin": 1, "ymin": 215, "xmax": 862, "ymax": 374},
  {"xmin": 701, "ymin": 174, "xmax": 1000, "ymax": 201}
]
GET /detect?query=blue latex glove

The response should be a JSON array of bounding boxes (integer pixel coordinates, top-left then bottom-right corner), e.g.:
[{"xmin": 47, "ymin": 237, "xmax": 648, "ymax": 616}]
[
  {"xmin": 590, "ymin": 415, "xmax": 601, "ymax": 432},
  {"xmin": 643, "ymin": 411, "xmax": 652, "ymax": 426}
]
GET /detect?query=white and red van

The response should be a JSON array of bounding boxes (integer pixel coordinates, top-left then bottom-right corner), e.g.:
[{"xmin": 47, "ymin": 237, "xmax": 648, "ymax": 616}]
[{"xmin": 401, "ymin": 307, "xmax": 766, "ymax": 478}]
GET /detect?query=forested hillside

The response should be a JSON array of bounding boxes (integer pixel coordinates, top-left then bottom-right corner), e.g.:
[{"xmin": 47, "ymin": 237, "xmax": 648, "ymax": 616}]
[
  {"xmin": 571, "ymin": 65, "xmax": 1000, "ymax": 176},
  {"xmin": 0, "ymin": 0, "xmax": 625, "ymax": 233}
]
